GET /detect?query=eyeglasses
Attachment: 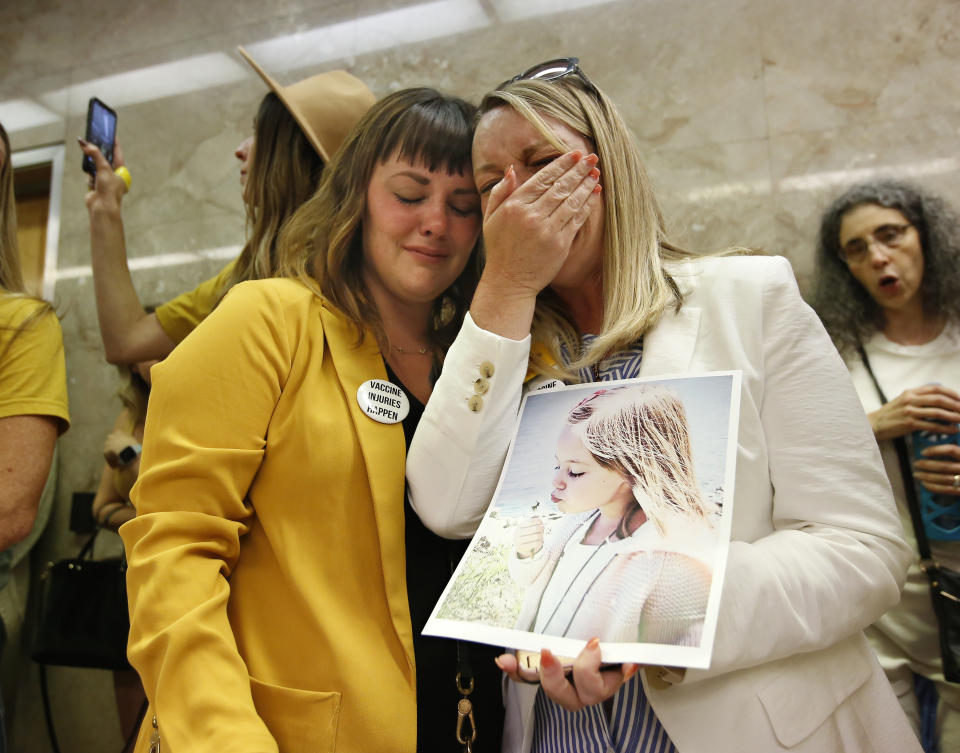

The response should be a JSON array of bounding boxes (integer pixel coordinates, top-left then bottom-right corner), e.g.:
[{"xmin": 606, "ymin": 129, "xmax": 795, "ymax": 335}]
[
  {"xmin": 839, "ymin": 223, "xmax": 913, "ymax": 264},
  {"xmin": 498, "ymin": 57, "xmax": 598, "ymax": 95}
]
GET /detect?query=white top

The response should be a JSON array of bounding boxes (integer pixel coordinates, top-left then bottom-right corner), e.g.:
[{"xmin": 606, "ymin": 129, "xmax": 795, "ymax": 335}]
[
  {"xmin": 408, "ymin": 255, "xmax": 918, "ymax": 753},
  {"xmin": 846, "ymin": 321, "xmax": 960, "ymax": 706},
  {"xmin": 535, "ymin": 533, "xmax": 603, "ymax": 634}
]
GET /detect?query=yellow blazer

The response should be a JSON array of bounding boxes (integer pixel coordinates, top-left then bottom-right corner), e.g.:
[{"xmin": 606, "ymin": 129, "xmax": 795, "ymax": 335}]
[{"xmin": 123, "ymin": 279, "xmax": 416, "ymax": 753}]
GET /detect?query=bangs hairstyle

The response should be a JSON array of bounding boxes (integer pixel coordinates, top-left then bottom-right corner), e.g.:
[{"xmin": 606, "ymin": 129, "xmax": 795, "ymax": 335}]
[
  {"xmin": 223, "ymin": 92, "xmax": 325, "ymax": 295},
  {"xmin": 478, "ymin": 78, "xmax": 695, "ymax": 379},
  {"xmin": 811, "ymin": 179, "xmax": 960, "ymax": 355},
  {"xmin": 276, "ymin": 87, "xmax": 482, "ymax": 363},
  {"xmin": 568, "ymin": 385, "xmax": 716, "ymax": 538}
]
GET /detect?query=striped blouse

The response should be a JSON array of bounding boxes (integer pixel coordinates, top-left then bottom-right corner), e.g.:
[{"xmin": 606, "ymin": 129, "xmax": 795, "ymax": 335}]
[{"xmin": 530, "ymin": 336, "xmax": 677, "ymax": 753}]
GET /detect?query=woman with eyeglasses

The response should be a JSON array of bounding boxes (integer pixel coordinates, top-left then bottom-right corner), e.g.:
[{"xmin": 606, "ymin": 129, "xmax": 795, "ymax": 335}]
[
  {"xmin": 812, "ymin": 180, "xmax": 960, "ymax": 752},
  {"xmin": 407, "ymin": 59, "xmax": 919, "ymax": 752}
]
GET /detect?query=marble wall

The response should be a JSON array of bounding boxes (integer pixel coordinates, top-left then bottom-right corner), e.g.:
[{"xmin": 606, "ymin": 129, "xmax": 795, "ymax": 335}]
[{"xmin": 2, "ymin": 0, "xmax": 959, "ymax": 749}]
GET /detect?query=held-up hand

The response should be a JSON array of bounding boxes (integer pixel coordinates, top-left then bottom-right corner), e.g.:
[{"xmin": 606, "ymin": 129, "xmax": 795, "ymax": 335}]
[
  {"xmin": 914, "ymin": 443, "xmax": 960, "ymax": 497},
  {"xmin": 869, "ymin": 384, "xmax": 960, "ymax": 441},
  {"xmin": 79, "ymin": 139, "xmax": 128, "ymax": 214},
  {"xmin": 480, "ymin": 150, "xmax": 601, "ymax": 301},
  {"xmin": 495, "ymin": 640, "xmax": 638, "ymax": 712},
  {"xmin": 514, "ymin": 515, "xmax": 545, "ymax": 559}
]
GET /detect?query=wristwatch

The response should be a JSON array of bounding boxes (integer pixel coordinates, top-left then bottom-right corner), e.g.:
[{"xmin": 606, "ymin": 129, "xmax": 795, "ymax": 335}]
[
  {"xmin": 105, "ymin": 442, "xmax": 142, "ymax": 468},
  {"xmin": 117, "ymin": 443, "xmax": 142, "ymax": 466}
]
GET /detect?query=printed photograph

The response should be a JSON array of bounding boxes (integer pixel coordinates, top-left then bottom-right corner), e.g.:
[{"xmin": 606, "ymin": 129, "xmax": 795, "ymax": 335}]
[{"xmin": 424, "ymin": 372, "xmax": 741, "ymax": 668}]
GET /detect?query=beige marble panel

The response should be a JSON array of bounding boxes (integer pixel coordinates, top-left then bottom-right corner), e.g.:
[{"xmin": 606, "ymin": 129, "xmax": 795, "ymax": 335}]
[
  {"xmin": 768, "ymin": 111, "xmax": 960, "ymax": 289},
  {"xmin": 645, "ymin": 138, "xmax": 778, "ymax": 256},
  {"xmin": 759, "ymin": 0, "xmax": 960, "ymax": 137}
]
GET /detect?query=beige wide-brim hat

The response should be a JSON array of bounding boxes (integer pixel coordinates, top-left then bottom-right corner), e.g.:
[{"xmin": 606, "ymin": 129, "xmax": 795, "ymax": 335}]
[{"xmin": 238, "ymin": 46, "xmax": 376, "ymax": 163}]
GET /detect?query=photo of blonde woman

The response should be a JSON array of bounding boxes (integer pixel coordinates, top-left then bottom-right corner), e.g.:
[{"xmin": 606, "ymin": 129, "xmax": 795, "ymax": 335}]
[
  {"xmin": 510, "ymin": 385, "xmax": 718, "ymax": 647},
  {"xmin": 426, "ymin": 372, "xmax": 738, "ymax": 669}
]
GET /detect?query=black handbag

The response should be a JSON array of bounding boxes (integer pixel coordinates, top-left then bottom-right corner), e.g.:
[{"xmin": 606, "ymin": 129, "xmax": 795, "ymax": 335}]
[
  {"xmin": 859, "ymin": 346, "xmax": 960, "ymax": 683},
  {"xmin": 31, "ymin": 528, "xmax": 131, "ymax": 671}
]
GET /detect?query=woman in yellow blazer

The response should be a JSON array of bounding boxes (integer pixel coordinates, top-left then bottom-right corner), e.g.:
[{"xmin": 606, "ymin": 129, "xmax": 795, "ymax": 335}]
[{"xmin": 121, "ymin": 88, "xmax": 497, "ymax": 752}]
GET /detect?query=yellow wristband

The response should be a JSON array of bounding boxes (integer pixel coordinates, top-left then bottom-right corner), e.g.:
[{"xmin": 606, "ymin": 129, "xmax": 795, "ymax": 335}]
[{"xmin": 114, "ymin": 166, "xmax": 132, "ymax": 192}]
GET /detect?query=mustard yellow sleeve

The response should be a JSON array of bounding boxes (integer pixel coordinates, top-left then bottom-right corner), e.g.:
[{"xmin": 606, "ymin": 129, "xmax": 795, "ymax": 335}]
[
  {"xmin": 153, "ymin": 259, "xmax": 237, "ymax": 343},
  {"xmin": 122, "ymin": 280, "xmax": 294, "ymax": 752},
  {"xmin": 0, "ymin": 296, "xmax": 70, "ymax": 432}
]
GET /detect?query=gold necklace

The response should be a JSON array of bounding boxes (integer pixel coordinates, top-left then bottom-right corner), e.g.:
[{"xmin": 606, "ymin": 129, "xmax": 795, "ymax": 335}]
[{"xmin": 391, "ymin": 343, "xmax": 430, "ymax": 356}]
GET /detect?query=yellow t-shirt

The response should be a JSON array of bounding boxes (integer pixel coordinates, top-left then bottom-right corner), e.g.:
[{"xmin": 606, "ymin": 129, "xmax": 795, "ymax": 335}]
[
  {"xmin": 0, "ymin": 294, "xmax": 70, "ymax": 432},
  {"xmin": 154, "ymin": 260, "xmax": 237, "ymax": 344}
]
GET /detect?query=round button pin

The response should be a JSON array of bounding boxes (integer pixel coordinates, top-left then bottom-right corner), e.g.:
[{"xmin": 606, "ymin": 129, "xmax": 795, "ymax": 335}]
[{"xmin": 357, "ymin": 379, "xmax": 410, "ymax": 424}]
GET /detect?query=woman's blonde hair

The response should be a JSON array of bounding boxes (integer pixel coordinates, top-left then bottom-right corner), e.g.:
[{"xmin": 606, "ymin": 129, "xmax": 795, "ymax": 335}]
[
  {"xmin": 0, "ymin": 122, "xmax": 24, "ymax": 294},
  {"xmin": 222, "ymin": 92, "xmax": 325, "ymax": 295},
  {"xmin": 276, "ymin": 88, "xmax": 483, "ymax": 362},
  {"xmin": 478, "ymin": 77, "xmax": 698, "ymax": 378},
  {"xmin": 567, "ymin": 385, "xmax": 716, "ymax": 538},
  {"xmin": 0, "ymin": 121, "xmax": 54, "ymax": 359}
]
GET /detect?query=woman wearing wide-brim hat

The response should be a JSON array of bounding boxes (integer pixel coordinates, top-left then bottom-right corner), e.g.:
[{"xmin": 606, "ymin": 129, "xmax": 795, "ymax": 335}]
[{"xmin": 79, "ymin": 46, "xmax": 375, "ymax": 365}]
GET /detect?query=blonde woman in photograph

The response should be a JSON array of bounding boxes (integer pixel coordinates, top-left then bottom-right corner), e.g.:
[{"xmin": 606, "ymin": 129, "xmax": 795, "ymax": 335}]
[
  {"xmin": 510, "ymin": 385, "xmax": 716, "ymax": 647},
  {"xmin": 408, "ymin": 58, "xmax": 919, "ymax": 752}
]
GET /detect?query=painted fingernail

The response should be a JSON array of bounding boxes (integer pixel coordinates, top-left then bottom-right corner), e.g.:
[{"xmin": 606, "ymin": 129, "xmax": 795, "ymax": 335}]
[
  {"xmin": 587, "ymin": 637, "xmax": 600, "ymax": 650},
  {"xmin": 623, "ymin": 663, "xmax": 639, "ymax": 680},
  {"xmin": 593, "ymin": 184, "xmax": 603, "ymax": 194},
  {"xmin": 506, "ymin": 164, "xmax": 515, "ymax": 180},
  {"xmin": 589, "ymin": 167, "xmax": 600, "ymax": 180},
  {"xmin": 570, "ymin": 150, "xmax": 583, "ymax": 162},
  {"xmin": 540, "ymin": 649, "xmax": 556, "ymax": 668},
  {"xmin": 584, "ymin": 153, "xmax": 598, "ymax": 167}
]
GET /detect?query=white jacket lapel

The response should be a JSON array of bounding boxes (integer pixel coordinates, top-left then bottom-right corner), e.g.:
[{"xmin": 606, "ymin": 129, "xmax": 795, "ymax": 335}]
[{"xmin": 639, "ymin": 305, "xmax": 702, "ymax": 377}]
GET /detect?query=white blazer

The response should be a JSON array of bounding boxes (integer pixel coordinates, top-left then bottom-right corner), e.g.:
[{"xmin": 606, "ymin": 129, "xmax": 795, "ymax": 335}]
[{"xmin": 408, "ymin": 255, "xmax": 919, "ymax": 753}]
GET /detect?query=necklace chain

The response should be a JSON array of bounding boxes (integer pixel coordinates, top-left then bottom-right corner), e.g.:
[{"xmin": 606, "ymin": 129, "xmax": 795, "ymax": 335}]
[{"xmin": 391, "ymin": 342, "xmax": 430, "ymax": 356}]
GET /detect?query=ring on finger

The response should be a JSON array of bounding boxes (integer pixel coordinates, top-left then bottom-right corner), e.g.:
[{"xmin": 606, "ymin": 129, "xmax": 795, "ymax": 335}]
[{"xmin": 953, "ymin": 474, "xmax": 960, "ymax": 489}]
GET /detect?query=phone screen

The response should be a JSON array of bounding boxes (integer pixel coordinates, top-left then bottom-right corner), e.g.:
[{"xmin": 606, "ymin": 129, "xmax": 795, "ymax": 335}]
[{"xmin": 83, "ymin": 98, "xmax": 117, "ymax": 176}]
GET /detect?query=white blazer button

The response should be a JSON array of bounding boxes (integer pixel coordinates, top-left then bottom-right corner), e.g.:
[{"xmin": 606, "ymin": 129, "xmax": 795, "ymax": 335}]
[
  {"xmin": 467, "ymin": 395, "xmax": 483, "ymax": 412},
  {"xmin": 479, "ymin": 361, "xmax": 495, "ymax": 378},
  {"xmin": 474, "ymin": 377, "xmax": 490, "ymax": 395}
]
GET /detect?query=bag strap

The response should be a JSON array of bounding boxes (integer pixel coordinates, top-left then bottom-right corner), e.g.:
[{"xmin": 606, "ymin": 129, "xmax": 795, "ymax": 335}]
[
  {"xmin": 76, "ymin": 528, "xmax": 100, "ymax": 561},
  {"xmin": 857, "ymin": 345, "xmax": 936, "ymax": 565},
  {"xmin": 38, "ymin": 664, "xmax": 63, "ymax": 753}
]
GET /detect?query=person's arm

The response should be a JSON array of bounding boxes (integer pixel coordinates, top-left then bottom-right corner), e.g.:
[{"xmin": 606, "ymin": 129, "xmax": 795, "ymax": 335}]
[
  {"xmin": 674, "ymin": 257, "xmax": 910, "ymax": 680},
  {"xmin": 914, "ymin": 442, "xmax": 960, "ymax": 496},
  {"xmin": 0, "ymin": 415, "xmax": 58, "ymax": 550},
  {"xmin": 507, "ymin": 516, "xmax": 552, "ymax": 586},
  {"xmin": 91, "ymin": 410, "xmax": 139, "ymax": 532},
  {"xmin": 80, "ymin": 141, "xmax": 176, "ymax": 364},
  {"xmin": 524, "ymin": 257, "xmax": 912, "ymax": 706},
  {"xmin": 861, "ymin": 380, "xmax": 960, "ymax": 496},
  {"xmin": 121, "ymin": 282, "xmax": 291, "ymax": 752},
  {"xmin": 0, "ymin": 302, "xmax": 69, "ymax": 550},
  {"xmin": 408, "ymin": 152, "xmax": 599, "ymax": 538},
  {"xmin": 866, "ymin": 382, "xmax": 960, "ymax": 441}
]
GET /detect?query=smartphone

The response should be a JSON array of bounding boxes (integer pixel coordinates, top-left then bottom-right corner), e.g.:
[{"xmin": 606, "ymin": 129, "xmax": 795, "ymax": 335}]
[{"xmin": 82, "ymin": 97, "xmax": 117, "ymax": 176}]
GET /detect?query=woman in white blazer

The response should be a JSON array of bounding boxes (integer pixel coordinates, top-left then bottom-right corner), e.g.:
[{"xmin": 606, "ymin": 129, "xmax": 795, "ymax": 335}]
[{"xmin": 406, "ymin": 58, "xmax": 919, "ymax": 753}]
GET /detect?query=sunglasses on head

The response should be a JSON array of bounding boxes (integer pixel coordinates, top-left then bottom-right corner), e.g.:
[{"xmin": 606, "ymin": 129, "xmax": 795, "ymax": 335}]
[{"xmin": 498, "ymin": 57, "xmax": 598, "ymax": 95}]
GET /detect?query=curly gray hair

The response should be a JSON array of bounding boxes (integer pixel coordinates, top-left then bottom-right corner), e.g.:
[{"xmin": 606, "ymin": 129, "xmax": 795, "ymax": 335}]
[{"xmin": 811, "ymin": 179, "xmax": 960, "ymax": 355}]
